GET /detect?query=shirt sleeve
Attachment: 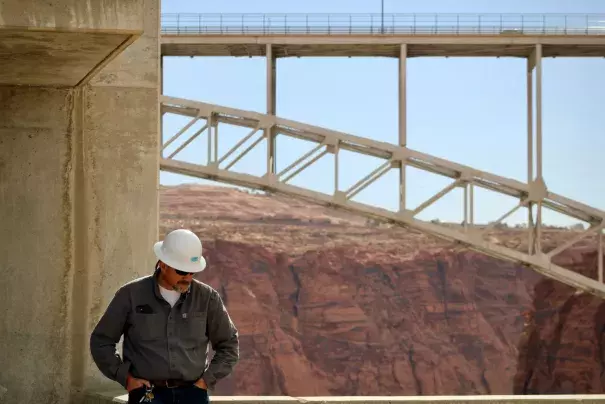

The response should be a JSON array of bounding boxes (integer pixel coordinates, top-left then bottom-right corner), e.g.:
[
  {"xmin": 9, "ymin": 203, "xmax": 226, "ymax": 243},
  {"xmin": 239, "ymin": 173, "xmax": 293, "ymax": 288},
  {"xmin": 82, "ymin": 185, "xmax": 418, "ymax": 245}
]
[
  {"xmin": 202, "ymin": 290, "xmax": 239, "ymax": 390},
  {"xmin": 89, "ymin": 286, "xmax": 132, "ymax": 388}
]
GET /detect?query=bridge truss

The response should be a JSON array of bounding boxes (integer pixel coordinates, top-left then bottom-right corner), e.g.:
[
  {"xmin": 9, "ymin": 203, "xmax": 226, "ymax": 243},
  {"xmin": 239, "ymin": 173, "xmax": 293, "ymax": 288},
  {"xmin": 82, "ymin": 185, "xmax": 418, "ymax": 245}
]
[
  {"xmin": 160, "ymin": 95, "xmax": 605, "ymax": 299},
  {"xmin": 159, "ymin": 12, "xmax": 605, "ymax": 298}
]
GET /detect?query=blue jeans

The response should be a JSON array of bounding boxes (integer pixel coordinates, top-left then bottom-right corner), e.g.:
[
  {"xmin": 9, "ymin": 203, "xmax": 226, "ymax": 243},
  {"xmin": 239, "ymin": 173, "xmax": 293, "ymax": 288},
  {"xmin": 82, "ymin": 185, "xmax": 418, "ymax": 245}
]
[{"xmin": 127, "ymin": 385, "xmax": 209, "ymax": 404}]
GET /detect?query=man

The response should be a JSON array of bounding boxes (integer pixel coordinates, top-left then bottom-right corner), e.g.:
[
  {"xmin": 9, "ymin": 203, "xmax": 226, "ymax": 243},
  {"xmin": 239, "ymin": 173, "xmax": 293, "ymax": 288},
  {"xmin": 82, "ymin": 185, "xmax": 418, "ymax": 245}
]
[{"xmin": 90, "ymin": 229, "xmax": 239, "ymax": 404}]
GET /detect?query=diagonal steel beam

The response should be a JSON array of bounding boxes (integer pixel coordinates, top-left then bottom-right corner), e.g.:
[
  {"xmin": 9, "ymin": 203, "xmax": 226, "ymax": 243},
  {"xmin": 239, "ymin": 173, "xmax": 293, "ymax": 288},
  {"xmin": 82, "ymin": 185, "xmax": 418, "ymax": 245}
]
[
  {"xmin": 166, "ymin": 123, "xmax": 208, "ymax": 159},
  {"xmin": 281, "ymin": 149, "xmax": 329, "ymax": 184},
  {"xmin": 345, "ymin": 160, "xmax": 392, "ymax": 200},
  {"xmin": 547, "ymin": 223, "xmax": 605, "ymax": 259},
  {"xmin": 276, "ymin": 142, "xmax": 333, "ymax": 184},
  {"xmin": 411, "ymin": 179, "xmax": 461, "ymax": 216},
  {"xmin": 217, "ymin": 125, "xmax": 261, "ymax": 166},
  {"xmin": 161, "ymin": 95, "xmax": 605, "ymax": 226},
  {"xmin": 277, "ymin": 143, "xmax": 324, "ymax": 179},
  {"xmin": 160, "ymin": 97, "xmax": 605, "ymax": 299},
  {"xmin": 160, "ymin": 157, "xmax": 605, "ymax": 300},
  {"xmin": 224, "ymin": 134, "xmax": 265, "ymax": 171},
  {"xmin": 162, "ymin": 116, "xmax": 200, "ymax": 152}
]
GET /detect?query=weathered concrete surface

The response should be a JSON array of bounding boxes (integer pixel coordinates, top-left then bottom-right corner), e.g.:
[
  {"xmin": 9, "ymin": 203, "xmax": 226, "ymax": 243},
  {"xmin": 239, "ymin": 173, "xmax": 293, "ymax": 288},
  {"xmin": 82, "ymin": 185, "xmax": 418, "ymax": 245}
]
[
  {"xmin": 73, "ymin": 0, "xmax": 160, "ymax": 397},
  {"xmin": 89, "ymin": 33, "xmax": 159, "ymax": 88},
  {"xmin": 0, "ymin": 29, "xmax": 134, "ymax": 86},
  {"xmin": 0, "ymin": 86, "xmax": 76, "ymax": 404},
  {"xmin": 81, "ymin": 395, "xmax": 605, "ymax": 404},
  {"xmin": 0, "ymin": 0, "xmax": 145, "ymax": 30},
  {"xmin": 0, "ymin": 0, "xmax": 160, "ymax": 403}
]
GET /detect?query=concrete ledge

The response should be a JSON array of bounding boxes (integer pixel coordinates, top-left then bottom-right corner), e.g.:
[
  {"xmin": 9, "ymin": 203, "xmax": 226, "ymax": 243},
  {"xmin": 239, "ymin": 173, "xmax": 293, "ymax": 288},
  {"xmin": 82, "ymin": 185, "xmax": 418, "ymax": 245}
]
[
  {"xmin": 82, "ymin": 393, "xmax": 605, "ymax": 404},
  {"xmin": 0, "ymin": 27, "xmax": 140, "ymax": 87},
  {"xmin": 161, "ymin": 34, "xmax": 605, "ymax": 58}
]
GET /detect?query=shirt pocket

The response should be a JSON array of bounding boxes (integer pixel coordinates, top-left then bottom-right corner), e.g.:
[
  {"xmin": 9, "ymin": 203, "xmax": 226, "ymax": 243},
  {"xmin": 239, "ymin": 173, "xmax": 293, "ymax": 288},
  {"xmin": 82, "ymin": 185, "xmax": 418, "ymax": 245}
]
[
  {"xmin": 131, "ymin": 313, "xmax": 165, "ymax": 341},
  {"xmin": 178, "ymin": 311, "xmax": 206, "ymax": 345}
]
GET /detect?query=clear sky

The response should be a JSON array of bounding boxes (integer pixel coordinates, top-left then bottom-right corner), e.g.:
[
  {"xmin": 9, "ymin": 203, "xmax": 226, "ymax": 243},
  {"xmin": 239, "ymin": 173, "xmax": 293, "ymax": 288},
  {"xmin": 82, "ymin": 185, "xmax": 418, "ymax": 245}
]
[{"xmin": 160, "ymin": 0, "xmax": 604, "ymax": 227}]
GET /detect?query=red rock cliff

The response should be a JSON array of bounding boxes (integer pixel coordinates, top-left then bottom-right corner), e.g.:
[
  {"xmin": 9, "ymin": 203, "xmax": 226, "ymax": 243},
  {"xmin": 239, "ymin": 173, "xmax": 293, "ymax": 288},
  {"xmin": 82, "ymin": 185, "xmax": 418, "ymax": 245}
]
[{"xmin": 160, "ymin": 184, "xmax": 605, "ymax": 396}]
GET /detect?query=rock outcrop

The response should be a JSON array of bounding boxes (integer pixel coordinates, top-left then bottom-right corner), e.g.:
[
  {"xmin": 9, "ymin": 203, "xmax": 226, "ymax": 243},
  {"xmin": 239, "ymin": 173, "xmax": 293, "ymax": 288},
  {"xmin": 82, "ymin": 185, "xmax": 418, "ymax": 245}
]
[
  {"xmin": 513, "ymin": 249, "xmax": 605, "ymax": 394},
  {"xmin": 159, "ymin": 184, "xmax": 605, "ymax": 396}
]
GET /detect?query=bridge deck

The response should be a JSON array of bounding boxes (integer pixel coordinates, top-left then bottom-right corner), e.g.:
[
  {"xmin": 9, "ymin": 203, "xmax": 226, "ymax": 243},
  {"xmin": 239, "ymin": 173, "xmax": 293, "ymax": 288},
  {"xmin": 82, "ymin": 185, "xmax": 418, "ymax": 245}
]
[
  {"xmin": 161, "ymin": 35, "xmax": 605, "ymax": 58},
  {"xmin": 160, "ymin": 12, "xmax": 605, "ymax": 58}
]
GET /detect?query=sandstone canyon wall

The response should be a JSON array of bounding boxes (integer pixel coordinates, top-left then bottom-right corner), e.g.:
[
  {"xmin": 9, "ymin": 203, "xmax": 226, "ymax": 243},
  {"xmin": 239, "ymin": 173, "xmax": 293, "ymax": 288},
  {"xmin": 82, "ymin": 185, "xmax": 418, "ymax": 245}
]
[{"xmin": 159, "ymin": 184, "xmax": 605, "ymax": 396}]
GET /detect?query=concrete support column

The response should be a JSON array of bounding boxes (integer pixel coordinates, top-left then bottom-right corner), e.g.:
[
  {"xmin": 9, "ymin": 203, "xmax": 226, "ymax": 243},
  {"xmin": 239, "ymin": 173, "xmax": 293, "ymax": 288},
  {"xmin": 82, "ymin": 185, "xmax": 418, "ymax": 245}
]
[
  {"xmin": 526, "ymin": 50, "xmax": 534, "ymax": 253},
  {"xmin": 535, "ymin": 44, "xmax": 543, "ymax": 181},
  {"xmin": 527, "ymin": 57, "xmax": 533, "ymax": 187},
  {"xmin": 398, "ymin": 44, "xmax": 407, "ymax": 212},
  {"xmin": 0, "ymin": 1, "xmax": 160, "ymax": 402},
  {"xmin": 266, "ymin": 44, "xmax": 277, "ymax": 176},
  {"xmin": 527, "ymin": 44, "xmax": 543, "ymax": 254}
]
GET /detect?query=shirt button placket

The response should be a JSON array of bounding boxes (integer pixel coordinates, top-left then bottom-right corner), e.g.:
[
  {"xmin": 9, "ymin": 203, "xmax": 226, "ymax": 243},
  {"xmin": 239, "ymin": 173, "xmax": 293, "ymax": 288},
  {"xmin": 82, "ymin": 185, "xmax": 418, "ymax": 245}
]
[{"xmin": 167, "ymin": 310, "xmax": 176, "ymax": 376}]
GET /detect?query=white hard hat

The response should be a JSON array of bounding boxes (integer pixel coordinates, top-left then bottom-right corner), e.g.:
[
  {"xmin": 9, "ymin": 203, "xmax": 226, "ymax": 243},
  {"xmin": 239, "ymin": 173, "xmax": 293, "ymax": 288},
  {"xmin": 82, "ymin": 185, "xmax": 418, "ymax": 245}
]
[{"xmin": 153, "ymin": 229, "xmax": 207, "ymax": 273}]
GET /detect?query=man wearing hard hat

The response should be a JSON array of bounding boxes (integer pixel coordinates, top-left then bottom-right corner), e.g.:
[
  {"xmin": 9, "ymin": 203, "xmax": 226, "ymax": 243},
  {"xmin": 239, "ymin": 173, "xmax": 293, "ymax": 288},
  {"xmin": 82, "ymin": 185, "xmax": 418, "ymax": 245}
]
[{"xmin": 90, "ymin": 229, "xmax": 239, "ymax": 403}]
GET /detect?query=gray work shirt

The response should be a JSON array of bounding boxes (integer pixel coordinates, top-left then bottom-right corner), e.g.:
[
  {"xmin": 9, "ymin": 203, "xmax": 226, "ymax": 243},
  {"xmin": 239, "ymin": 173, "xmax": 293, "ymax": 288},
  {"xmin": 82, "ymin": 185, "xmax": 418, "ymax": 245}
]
[{"xmin": 89, "ymin": 270, "xmax": 239, "ymax": 390}]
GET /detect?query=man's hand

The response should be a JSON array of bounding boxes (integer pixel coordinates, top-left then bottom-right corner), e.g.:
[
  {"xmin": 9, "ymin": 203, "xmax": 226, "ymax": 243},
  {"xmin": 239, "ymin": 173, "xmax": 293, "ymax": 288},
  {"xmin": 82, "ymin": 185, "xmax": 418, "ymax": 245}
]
[
  {"xmin": 194, "ymin": 377, "xmax": 208, "ymax": 390},
  {"xmin": 126, "ymin": 373, "xmax": 151, "ymax": 392}
]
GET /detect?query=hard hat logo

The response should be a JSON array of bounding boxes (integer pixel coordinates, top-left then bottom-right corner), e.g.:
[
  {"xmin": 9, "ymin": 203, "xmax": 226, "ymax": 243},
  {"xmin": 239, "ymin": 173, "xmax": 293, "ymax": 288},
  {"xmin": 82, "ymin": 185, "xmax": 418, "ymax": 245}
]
[{"xmin": 153, "ymin": 229, "xmax": 207, "ymax": 273}]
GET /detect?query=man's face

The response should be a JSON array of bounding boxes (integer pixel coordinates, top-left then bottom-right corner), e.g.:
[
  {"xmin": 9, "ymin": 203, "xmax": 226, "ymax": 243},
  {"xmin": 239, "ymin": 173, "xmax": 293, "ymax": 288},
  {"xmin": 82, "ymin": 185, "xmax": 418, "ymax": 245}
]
[{"xmin": 159, "ymin": 261, "xmax": 195, "ymax": 293}]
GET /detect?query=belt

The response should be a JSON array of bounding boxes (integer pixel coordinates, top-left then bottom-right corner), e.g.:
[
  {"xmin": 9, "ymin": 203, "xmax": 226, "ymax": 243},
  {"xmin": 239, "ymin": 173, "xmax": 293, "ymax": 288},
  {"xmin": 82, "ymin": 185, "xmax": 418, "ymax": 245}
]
[{"xmin": 150, "ymin": 379, "xmax": 196, "ymax": 388}]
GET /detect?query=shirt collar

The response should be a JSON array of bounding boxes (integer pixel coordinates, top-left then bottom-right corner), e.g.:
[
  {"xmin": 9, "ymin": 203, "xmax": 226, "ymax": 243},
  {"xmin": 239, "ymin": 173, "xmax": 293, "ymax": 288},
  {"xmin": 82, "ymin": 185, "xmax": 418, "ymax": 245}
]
[{"xmin": 152, "ymin": 266, "xmax": 192, "ymax": 303}]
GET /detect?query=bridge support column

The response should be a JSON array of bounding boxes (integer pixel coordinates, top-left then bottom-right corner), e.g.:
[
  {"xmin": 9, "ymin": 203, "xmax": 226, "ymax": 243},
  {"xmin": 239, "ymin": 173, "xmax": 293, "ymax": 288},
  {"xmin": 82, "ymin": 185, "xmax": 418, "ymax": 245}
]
[
  {"xmin": 398, "ymin": 44, "xmax": 407, "ymax": 212},
  {"xmin": 0, "ymin": 1, "xmax": 159, "ymax": 402},
  {"xmin": 266, "ymin": 44, "xmax": 277, "ymax": 176},
  {"xmin": 527, "ymin": 43, "xmax": 544, "ymax": 254}
]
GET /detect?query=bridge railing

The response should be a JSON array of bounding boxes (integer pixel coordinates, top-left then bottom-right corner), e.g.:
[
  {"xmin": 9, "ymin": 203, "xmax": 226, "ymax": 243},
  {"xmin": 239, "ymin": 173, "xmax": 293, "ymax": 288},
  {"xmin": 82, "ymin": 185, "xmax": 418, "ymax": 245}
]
[{"xmin": 161, "ymin": 13, "xmax": 605, "ymax": 36}]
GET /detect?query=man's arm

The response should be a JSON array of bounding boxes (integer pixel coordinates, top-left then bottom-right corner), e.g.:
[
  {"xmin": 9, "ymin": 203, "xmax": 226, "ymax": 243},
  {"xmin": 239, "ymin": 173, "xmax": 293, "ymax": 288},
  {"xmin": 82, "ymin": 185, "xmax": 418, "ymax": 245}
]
[
  {"xmin": 89, "ymin": 286, "xmax": 132, "ymax": 388},
  {"xmin": 201, "ymin": 290, "xmax": 239, "ymax": 391}
]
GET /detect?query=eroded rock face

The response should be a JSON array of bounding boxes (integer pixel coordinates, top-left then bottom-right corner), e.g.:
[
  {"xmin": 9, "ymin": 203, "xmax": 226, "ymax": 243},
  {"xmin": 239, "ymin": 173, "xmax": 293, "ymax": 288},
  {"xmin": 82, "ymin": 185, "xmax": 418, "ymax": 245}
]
[
  {"xmin": 513, "ymin": 250, "xmax": 605, "ymax": 395},
  {"xmin": 159, "ymin": 184, "xmax": 605, "ymax": 395},
  {"xmin": 195, "ymin": 241, "xmax": 543, "ymax": 396}
]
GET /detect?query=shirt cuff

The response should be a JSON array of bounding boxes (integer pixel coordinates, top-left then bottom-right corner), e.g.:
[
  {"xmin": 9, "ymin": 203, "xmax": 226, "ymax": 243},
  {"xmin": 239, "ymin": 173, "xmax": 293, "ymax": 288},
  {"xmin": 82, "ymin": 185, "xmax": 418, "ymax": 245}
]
[
  {"xmin": 202, "ymin": 371, "xmax": 217, "ymax": 391},
  {"xmin": 116, "ymin": 361, "xmax": 131, "ymax": 389}
]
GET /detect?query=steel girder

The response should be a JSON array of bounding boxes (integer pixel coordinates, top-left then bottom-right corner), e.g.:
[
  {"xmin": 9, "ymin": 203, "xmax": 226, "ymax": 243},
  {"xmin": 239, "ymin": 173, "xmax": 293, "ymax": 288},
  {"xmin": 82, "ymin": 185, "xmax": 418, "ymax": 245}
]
[{"xmin": 160, "ymin": 95, "xmax": 605, "ymax": 299}]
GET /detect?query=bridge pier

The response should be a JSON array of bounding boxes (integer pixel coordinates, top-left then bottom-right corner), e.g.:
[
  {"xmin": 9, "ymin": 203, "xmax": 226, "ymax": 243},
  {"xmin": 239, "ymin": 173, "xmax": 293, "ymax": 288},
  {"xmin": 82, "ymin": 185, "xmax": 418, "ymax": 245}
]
[
  {"xmin": 398, "ymin": 43, "xmax": 407, "ymax": 212},
  {"xmin": 266, "ymin": 44, "xmax": 277, "ymax": 176},
  {"xmin": 0, "ymin": 1, "xmax": 160, "ymax": 403},
  {"xmin": 527, "ymin": 43, "xmax": 544, "ymax": 255}
]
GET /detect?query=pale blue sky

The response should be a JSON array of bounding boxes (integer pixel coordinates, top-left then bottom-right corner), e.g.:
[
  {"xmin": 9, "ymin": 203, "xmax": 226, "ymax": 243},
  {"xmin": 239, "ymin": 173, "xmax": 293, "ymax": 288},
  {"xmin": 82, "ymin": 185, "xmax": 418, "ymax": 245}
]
[{"xmin": 160, "ymin": 0, "xmax": 604, "ymax": 227}]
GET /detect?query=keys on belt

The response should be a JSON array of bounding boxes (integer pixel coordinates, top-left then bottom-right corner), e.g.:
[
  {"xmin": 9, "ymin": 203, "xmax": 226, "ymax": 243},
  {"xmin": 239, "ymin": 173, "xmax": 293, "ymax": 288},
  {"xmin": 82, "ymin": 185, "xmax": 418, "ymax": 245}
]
[
  {"xmin": 139, "ymin": 385, "xmax": 154, "ymax": 403},
  {"xmin": 136, "ymin": 379, "xmax": 196, "ymax": 402}
]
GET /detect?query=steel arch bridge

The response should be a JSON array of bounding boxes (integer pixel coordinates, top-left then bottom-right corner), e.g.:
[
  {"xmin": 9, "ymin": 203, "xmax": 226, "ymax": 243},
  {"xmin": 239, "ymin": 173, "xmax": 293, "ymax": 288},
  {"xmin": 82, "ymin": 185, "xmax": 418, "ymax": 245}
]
[{"xmin": 159, "ymin": 12, "xmax": 605, "ymax": 298}]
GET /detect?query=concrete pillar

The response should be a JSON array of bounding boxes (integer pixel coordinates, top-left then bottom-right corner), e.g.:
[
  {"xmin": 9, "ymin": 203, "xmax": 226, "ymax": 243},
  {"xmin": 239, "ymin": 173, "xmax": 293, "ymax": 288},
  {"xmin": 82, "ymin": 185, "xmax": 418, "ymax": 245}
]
[
  {"xmin": 399, "ymin": 44, "xmax": 407, "ymax": 212},
  {"xmin": 0, "ymin": 1, "xmax": 160, "ymax": 402},
  {"xmin": 526, "ymin": 51, "xmax": 534, "ymax": 253},
  {"xmin": 535, "ymin": 44, "xmax": 543, "ymax": 181},
  {"xmin": 266, "ymin": 44, "xmax": 276, "ymax": 176},
  {"xmin": 527, "ymin": 55, "xmax": 534, "ymax": 185},
  {"xmin": 266, "ymin": 44, "xmax": 276, "ymax": 116},
  {"xmin": 526, "ymin": 43, "xmax": 543, "ymax": 254}
]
